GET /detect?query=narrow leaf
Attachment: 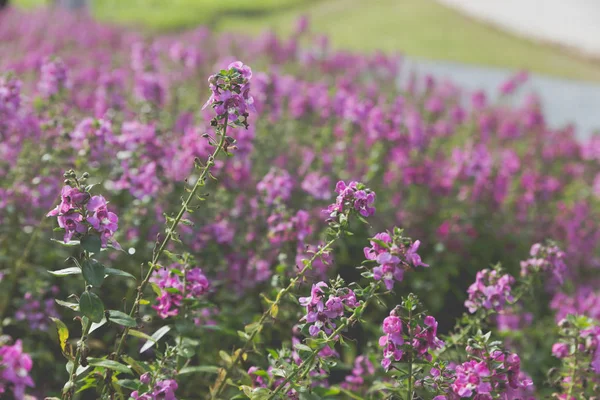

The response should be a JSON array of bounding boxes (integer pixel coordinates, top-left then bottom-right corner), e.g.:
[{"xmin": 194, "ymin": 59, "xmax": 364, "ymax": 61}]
[
  {"xmin": 179, "ymin": 365, "xmax": 220, "ymax": 375},
  {"xmin": 108, "ymin": 310, "xmax": 137, "ymax": 328},
  {"xmin": 140, "ymin": 325, "xmax": 171, "ymax": 353},
  {"xmin": 55, "ymin": 299, "xmax": 80, "ymax": 311},
  {"xmin": 87, "ymin": 358, "xmax": 132, "ymax": 375},
  {"xmin": 128, "ymin": 329, "xmax": 155, "ymax": 342},
  {"xmin": 49, "ymin": 267, "xmax": 81, "ymax": 277}
]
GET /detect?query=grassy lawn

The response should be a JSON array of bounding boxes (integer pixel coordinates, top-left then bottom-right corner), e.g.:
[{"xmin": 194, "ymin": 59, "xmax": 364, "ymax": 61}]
[{"xmin": 13, "ymin": 0, "xmax": 600, "ymax": 81}]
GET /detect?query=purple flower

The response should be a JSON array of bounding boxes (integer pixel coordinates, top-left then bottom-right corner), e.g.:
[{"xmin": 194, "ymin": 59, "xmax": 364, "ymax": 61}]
[
  {"xmin": 341, "ymin": 355, "xmax": 374, "ymax": 392},
  {"xmin": 46, "ymin": 185, "xmax": 90, "ymax": 217},
  {"xmin": 451, "ymin": 360, "xmax": 491, "ymax": 397},
  {"xmin": 132, "ymin": 378, "xmax": 178, "ymax": 400},
  {"xmin": 300, "ymin": 282, "xmax": 357, "ymax": 337},
  {"xmin": 257, "ymin": 168, "xmax": 294, "ymax": 205},
  {"xmin": 0, "ymin": 339, "xmax": 34, "ymax": 399},
  {"xmin": 134, "ymin": 72, "xmax": 166, "ymax": 106},
  {"xmin": 406, "ymin": 240, "xmax": 429, "ymax": 268},
  {"xmin": 325, "ymin": 180, "xmax": 376, "ymax": 220},
  {"xmin": 0, "ymin": 74, "xmax": 22, "ymax": 116},
  {"xmin": 464, "ymin": 269, "xmax": 514, "ymax": 314},
  {"xmin": 301, "ymin": 172, "xmax": 331, "ymax": 200},
  {"xmin": 86, "ymin": 195, "xmax": 119, "ymax": 248},
  {"xmin": 37, "ymin": 56, "xmax": 70, "ymax": 98},
  {"xmin": 202, "ymin": 61, "xmax": 254, "ymax": 121},
  {"xmin": 520, "ymin": 242, "xmax": 566, "ymax": 285},
  {"xmin": 151, "ymin": 265, "xmax": 210, "ymax": 319}
]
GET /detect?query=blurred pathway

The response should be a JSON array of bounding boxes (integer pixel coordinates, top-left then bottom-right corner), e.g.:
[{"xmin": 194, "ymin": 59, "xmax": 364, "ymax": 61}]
[
  {"xmin": 401, "ymin": 58, "xmax": 600, "ymax": 139},
  {"xmin": 437, "ymin": 0, "xmax": 600, "ymax": 58}
]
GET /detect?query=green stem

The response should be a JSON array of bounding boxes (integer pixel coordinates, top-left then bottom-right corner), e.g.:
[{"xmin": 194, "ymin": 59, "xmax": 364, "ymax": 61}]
[
  {"xmin": 407, "ymin": 308, "xmax": 413, "ymax": 400},
  {"xmin": 63, "ymin": 317, "xmax": 91, "ymax": 400},
  {"xmin": 566, "ymin": 337, "xmax": 579, "ymax": 399},
  {"xmin": 210, "ymin": 235, "xmax": 340, "ymax": 399},
  {"xmin": 267, "ymin": 283, "xmax": 379, "ymax": 399},
  {"xmin": 102, "ymin": 118, "xmax": 230, "ymax": 395}
]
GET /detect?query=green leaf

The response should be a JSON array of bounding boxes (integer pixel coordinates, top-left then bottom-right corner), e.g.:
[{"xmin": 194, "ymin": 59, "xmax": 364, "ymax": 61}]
[
  {"xmin": 128, "ymin": 329, "xmax": 155, "ymax": 342},
  {"xmin": 81, "ymin": 235, "xmax": 102, "ymax": 254},
  {"xmin": 48, "ymin": 267, "xmax": 81, "ymax": 277},
  {"xmin": 89, "ymin": 317, "xmax": 107, "ymax": 334},
  {"xmin": 79, "ymin": 291, "xmax": 104, "ymax": 323},
  {"xmin": 219, "ymin": 350, "xmax": 232, "ymax": 365},
  {"xmin": 55, "ymin": 299, "xmax": 80, "ymax": 311},
  {"xmin": 179, "ymin": 365, "xmax": 220, "ymax": 375},
  {"xmin": 50, "ymin": 317, "xmax": 69, "ymax": 353},
  {"xmin": 82, "ymin": 259, "xmax": 105, "ymax": 287},
  {"xmin": 87, "ymin": 358, "xmax": 132, "ymax": 375},
  {"xmin": 140, "ymin": 325, "xmax": 171, "ymax": 353},
  {"xmin": 104, "ymin": 267, "xmax": 135, "ymax": 280},
  {"xmin": 293, "ymin": 343, "xmax": 312, "ymax": 353},
  {"xmin": 150, "ymin": 282, "xmax": 162, "ymax": 296},
  {"xmin": 108, "ymin": 310, "xmax": 137, "ymax": 328},
  {"xmin": 115, "ymin": 379, "xmax": 139, "ymax": 391},
  {"xmin": 249, "ymin": 388, "xmax": 271, "ymax": 400},
  {"xmin": 121, "ymin": 355, "xmax": 151, "ymax": 375},
  {"xmin": 51, "ymin": 238, "xmax": 80, "ymax": 246}
]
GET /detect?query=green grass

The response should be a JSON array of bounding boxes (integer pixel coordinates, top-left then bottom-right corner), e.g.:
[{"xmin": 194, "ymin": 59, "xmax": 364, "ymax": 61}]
[{"xmin": 13, "ymin": 0, "xmax": 600, "ymax": 81}]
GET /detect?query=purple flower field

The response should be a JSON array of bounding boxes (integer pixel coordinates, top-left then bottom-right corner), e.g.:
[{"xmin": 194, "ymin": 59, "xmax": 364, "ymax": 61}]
[{"xmin": 1, "ymin": 7, "xmax": 600, "ymax": 400}]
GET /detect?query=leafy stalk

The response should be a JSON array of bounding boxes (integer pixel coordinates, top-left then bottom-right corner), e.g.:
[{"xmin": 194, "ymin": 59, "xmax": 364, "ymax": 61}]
[
  {"xmin": 101, "ymin": 117, "xmax": 230, "ymax": 395},
  {"xmin": 63, "ymin": 318, "xmax": 91, "ymax": 399},
  {"xmin": 210, "ymin": 234, "xmax": 341, "ymax": 399},
  {"xmin": 267, "ymin": 282, "xmax": 380, "ymax": 399}
]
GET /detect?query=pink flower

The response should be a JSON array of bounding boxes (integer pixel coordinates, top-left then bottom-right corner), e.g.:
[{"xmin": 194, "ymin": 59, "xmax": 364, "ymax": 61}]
[
  {"xmin": 552, "ymin": 342, "xmax": 570, "ymax": 359},
  {"xmin": 0, "ymin": 340, "xmax": 34, "ymax": 399}
]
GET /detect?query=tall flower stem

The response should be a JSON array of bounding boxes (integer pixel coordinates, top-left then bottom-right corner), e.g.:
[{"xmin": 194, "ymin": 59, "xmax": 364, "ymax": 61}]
[
  {"xmin": 406, "ymin": 308, "xmax": 413, "ymax": 400},
  {"xmin": 210, "ymin": 235, "xmax": 341, "ymax": 399},
  {"xmin": 267, "ymin": 282, "xmax": 380, "ymax": 399},
  {"xmin": 101, "ymin": 118, "xmax": 229, "ymax": 395},
  {"xmin": 63, "ymin": 318, "xmax": 91, "ymax": 399}
]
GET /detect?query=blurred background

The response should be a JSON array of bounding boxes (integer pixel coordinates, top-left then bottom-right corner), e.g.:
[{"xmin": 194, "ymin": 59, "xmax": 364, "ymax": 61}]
[{"xmin": 8, "ymin": 0, "xmax": 600, "ymax": 136}]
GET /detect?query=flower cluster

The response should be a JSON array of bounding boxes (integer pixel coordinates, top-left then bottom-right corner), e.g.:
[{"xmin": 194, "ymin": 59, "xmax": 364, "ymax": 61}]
[
  {"xmin": 257, "ymin": 168, "xmax": 295, "ymax": 205},
  {"xmin": 301, "ymin": 172, "xmax": 331, "ymax": 200},
  {"xmin": 14, "ymin": 286, "xmax": 59, "ymax": 331},
  {"xmin": 131, "ymin": 373, "xmax": 178, "ymax": 400},
  {"xmin": 325, "ymin": 181, "xmax": 376, "ymax": 220},
  {"xmin": 363, "ymin": 229, "xmax": 428, "ymax": 290},
  {"xmin": 451, "ymin": 350, "xmax": 531, "ymax": 398},
  {"xmin": 520, "ymin": 242, "xmax": 567, "ymax": 284},
  {"xmin": 553, "ymin": 316, "xmax": 600, "ymax": 374},
  {"xmin": 202, "ymin": 60, "xmax": 255, "ymax": 126},
  {"xmin": 379, "ymin": 305, "xmax": 443, "ymax": 371},
  {"xmin": 428, "ymin": 344, "xmax": 533, "ymax": 399},
  {"xmin": 37, "ymin": 56, "xmax": 70, "ymax": 98},
  {"xmin": 0, "ymin": 339, "xmax": 34, "ymax": 399},
  {"xmin": 151, "ymin": 264, "xmax": 210, "ymax": 319},
  {"xmin": 0, "ymin": 74, "xmax": 21, "ymax": 116},
  {"xmin": 464, "ymin": 269, "xmax": 515, "ymax": 314},
  {"xmin": 551, "ymin": 286, "xmax": 600, "ymax": 322},
  {"xmin": 47, "ymin": 174, "xmax": 120, "ymax": 249},
  {"xmin": 341, "ymin": 355, "xmax": 375, "ymax": 392},
  {"xmin": 299, "ymin": 281, "xmax": 358, "ymax": 337}
]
